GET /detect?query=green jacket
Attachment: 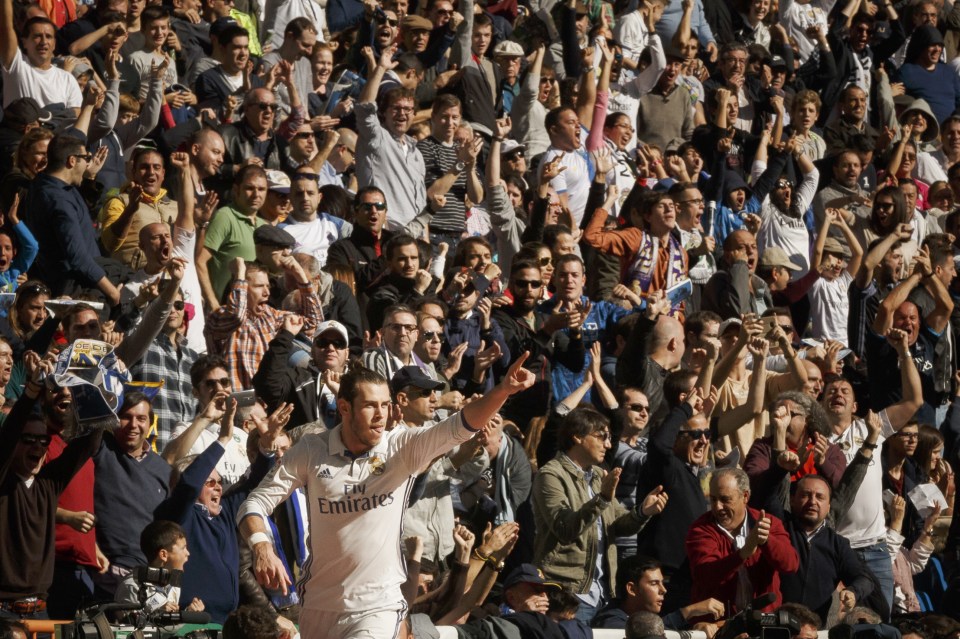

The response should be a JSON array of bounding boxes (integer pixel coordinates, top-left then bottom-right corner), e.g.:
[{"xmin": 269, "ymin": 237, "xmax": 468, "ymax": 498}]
[{"xmin": 532, "ymin": 454, "xmax": 650, "ymax": 595}]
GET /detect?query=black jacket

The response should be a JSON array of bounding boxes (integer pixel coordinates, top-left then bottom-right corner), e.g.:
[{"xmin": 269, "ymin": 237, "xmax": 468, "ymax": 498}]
[
  {"xmin": 253, "ymin": 328, "xmax": 330, "ymax": 429},
  {"xmin": 327, "ymin": 227, "xmax": 394, "ymax": 293},
  {"xmin": 365, "ymin": 272, "xmax": 429, "ymax": 332},
  {"xmin": 781, "ymin": 515, "xmax": 874, "ymax": 622},
  {"xmin": 491, "ymin": 305, "xmax": 585, "ymax": 426}
]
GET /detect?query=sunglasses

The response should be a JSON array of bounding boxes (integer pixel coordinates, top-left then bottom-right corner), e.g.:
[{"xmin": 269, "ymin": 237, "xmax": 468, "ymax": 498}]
[
  {"xmin": 537, "ymin": 256, "xmax": 552, "ymax": 267},
  {"xmin": 173, "ymin": 300, "xmax": 185, "ymax": 311},
  {"xmin": 20, "ymin": 433, "xmax": 52, "ymax": 447},
  {"xmin": 359, "ymin": 201, "xmax": 387, "ymax": 211},
  {"xmin": 255, "ymin": 102, "xmax": 277, "ymax": 112},
  {"xmin": 388, "ymin": 323, "xmax": 418, "ymax": 333},
  {"xmin": 403, "ymin": 386, "xmax": 436, "ymax": 398},
  {"xmin": 680, "ymin": 429, "xmax": 711, "ymax": 440},
  {"xmin": 776, "ymin": 180, "xmax": 793, "ymax": 189},
  {"xmin": 315, "ymin": 337, "xmax": 347, "ymax": 349},
  {"xmin": 377, "ymin": 14, "xmax": 399, "ymax": 26},
  {"xmin": 202, "ymin": 377, "xmax": 231, "ymax": 390},
  {"xmin": 421, "ymin": 331, "xmax": 444, "ymax": 342},
  {"xmin": 627, "ymin": 403, "xmax": 649, "ymax": 413},
  {"xmin": 19, "ymin": 283, "xmax": 50, "ymax": 297},
  {"xmin": 293, "ymin": 132, "xmax": 314, "ymax": 140},
  {"xmin": 514, "ymin": 279, "xmax": 543, "ymax": 289},
  {"xmin": 204, "ymin": 478, "xmax": 223, "ymax": 487},
  {"xmin": 436, "ymin": 8, "xmax": 454, "ymax": 15}
]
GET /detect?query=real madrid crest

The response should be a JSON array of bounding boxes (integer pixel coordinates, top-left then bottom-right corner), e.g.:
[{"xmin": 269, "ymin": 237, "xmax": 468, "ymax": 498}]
[{"xmin": 369, "ymin": 455, "xmax": 385, "ymax": 476}]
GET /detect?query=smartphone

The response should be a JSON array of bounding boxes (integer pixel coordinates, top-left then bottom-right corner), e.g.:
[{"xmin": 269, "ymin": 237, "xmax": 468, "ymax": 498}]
[
  {"xmin": 761, "ymin": 316, "xmax": 779, "ymax": 335},
  {"xmin": 229, "ymin": 389, "xmax": 257, "ymax": 408}
]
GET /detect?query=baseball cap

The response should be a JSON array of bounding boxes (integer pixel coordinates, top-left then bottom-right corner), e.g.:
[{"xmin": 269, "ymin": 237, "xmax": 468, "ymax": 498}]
[
  {"xmin": 314, "ymin": 320, "xmax": 350, "ymax": 345},
  {"xmin": 265, "ymin": 169, "xmax": 291, "ymax": 194},
  {"xmin": 210, "ymin": 16, "xmax": 240, "ymax": 38},
  {"xmin": 822, "ymin": 237, "xmax": 852, "ymax": 259},
  {"xmin": 493, "ymin": 40, "xmax": 524, "ymax": 57},
  {"xmin": 389, "ymin": 366, "xmax": 445, "ymax": 396},
  {"xmin": 766, "ymin": 55, "xmax": 788, "ymax": 70},
  {"xmin": 401, "ymin": 14, "xmax": 433, "ymax": 31},
  {"xmin": 503, "ymin": 564, "xmax": 562, "ymax": 591},
  {"xmin": 253, "ymin": 224, "xmax": 296, "ymax": 248},
  {"xmin": 718, "ymin": 317, "xmax": 742, "ymax": 337},
  {"xmin": 500, "ymin": 139, "xmax": 527, "ymax": 156},
  {"xmin": 2, "ymin": 97, "xmax": 52, "ymax": 129},
  {"xmin": 758, "ymin": 246, "xmax": 801, "ymax": 272}
]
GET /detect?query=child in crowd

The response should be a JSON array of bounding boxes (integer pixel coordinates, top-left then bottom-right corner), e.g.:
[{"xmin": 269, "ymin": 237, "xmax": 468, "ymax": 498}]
[{"xmin": 115, "ymin": 520, "xmax": 205, "ymax": 614}]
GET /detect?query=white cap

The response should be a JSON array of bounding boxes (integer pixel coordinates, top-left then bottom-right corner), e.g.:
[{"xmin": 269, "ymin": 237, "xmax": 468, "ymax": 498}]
[{"xmin": 314, "ymin": 320, "xmax": 349, "ymax": 344}]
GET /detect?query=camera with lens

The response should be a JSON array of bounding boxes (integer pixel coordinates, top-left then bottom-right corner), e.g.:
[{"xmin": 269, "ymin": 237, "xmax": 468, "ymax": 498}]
[{"xmin": 716, "ymin": 594, "xmax": 801, "ymax": 639}]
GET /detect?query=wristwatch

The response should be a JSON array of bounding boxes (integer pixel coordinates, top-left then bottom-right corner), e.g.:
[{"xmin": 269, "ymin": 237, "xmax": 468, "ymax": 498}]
[{"xmin": 454, "ymin": 161, "xmax": 466, "ymax": 174}]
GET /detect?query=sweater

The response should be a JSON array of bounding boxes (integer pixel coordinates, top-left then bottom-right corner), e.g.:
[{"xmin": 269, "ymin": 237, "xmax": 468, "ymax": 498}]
[
  {"xmin": 686, "ymin": 507, "xmax": 799, "ymax": 613},
  {"xmin": 93, "ymin": 434, "xmax": 171, "ymax": 569},
  {"xmin": 0, "ymin": 395, "xmax": 102, "ymax": 599},
  {"xmin": 155, "ymin": 440, "xmax": 273, "ymax": 623}
]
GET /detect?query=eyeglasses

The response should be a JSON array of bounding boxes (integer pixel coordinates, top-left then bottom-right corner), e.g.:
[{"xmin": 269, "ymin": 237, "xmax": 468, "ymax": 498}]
[
  {"xmin": 680, "ymin": 429, "xmax": 711, "ymax": 440},
  {"xmin": 678, "ymin": 197, "xmax": 704, "ymax": 205},
  {"xmin": 613, "ymin": 122, "xmax": 635, "ymax": 132},
  {"xmin": 204, "ymin": 478, "xmax": 223, "ymax": 487},
  {"xmin": 173, "ymin": 300, "xmax": 185, "ymax": 311},
  {"xmin": 513, "ymin": 279, "xmax": 543, "ymax": 289},
  {"xmin": 896, "ymin": 432, "xmax": 920, "ymax": 440},
  {"xmin": 72, "ymin": 153, "xmax": 94, "ymax": 162},
  {"xmin": 254, "ymin": 102, "xmax": 277, "ymax": 112},
  {"xmin": 359, "ymin": 201, "xmax": 387, "ymax": 211},
  {"xmin": 590, "ymin": 431, "xmax": 612, "ymax": 441},
  {"xmin": 20, "ymin": 433, "xmax": 51, "ymax": 447},
  {"xmin": 202, "ymin": 377, "xmax": 231, "ymax": 390},
  {"xmin": 388, "ymin": 323, "xmax": 418, "ymax": 333},
  {"xmin": 391, "ymin": 105, "xmax": 414, "ymax": 114},
  {"xmin": 422, "ymin": 331, "xmax": 444, "ymax": 342},
  {"xmin": 315, "ymin": 337, "xmax": 347, "ymax": 349},
  {"xmin": 627, "ymin": 403, "xmax": 649, "ymax": 413},
  {"xmin": 724, "ymin": 56, "xmax": 747, "ymax": 66}
]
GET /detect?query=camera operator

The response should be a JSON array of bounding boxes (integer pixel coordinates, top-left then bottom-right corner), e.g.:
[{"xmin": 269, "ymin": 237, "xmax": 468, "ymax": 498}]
[
  {"xmin": 685, "ymin": 468, "xmax": 799, "ymax": 613},
  {"xmin": 114, "ymin": 521, "xmax": 204, "ymax": 614}
]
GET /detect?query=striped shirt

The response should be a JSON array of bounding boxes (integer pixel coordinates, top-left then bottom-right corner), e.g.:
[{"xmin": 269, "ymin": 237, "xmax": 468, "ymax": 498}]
[{"xmin": 417, "ymin": 136, "xmax": 469, "ymax": 233}]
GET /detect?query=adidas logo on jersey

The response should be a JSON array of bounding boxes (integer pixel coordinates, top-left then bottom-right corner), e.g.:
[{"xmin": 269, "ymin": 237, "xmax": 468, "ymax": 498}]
[{"xmin": 317, "ymin": 468, "xmax": 333, "ymax": 478}]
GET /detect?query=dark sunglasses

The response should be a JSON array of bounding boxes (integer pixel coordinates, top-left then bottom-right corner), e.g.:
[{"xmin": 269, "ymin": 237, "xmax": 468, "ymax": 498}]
[
  {"xmin": 173, "ymin": 300, "xmax": 185, "ymax": 311},
  {"xmin": 627, "ymin": 403, "xmax": 649, "ymax": 413},
  {"xmin": 19, "ymin": 282, "xmax": 51, "ymax": 297},
  {"xmin": 293, "ymin": 132, "xmax": 314, "ymax": 140},
  {"xmin": 359, "ymin": 201, "xmax": 387, "ymax": 211},
  {"xmin": 403, "ymin": 386, "xmax": 436, "ymax": 398},
  {"xmin": 514, "ymin": 279, "xmax": 543, "ymax": 289},
  {"xmin": 255, "ymin": 102, "xmax": 277, "ymax": 112},
  {"xmin": 376, "ymin": 14, "xmax": 399, "ymax": 26},
  {"xmin": 537, "ymin": 256, "xmax": 552, "ymax": 267},
  {"xmin": 315, "ymin": 337, "xmax": 348, "ymax": 349},
  {"xmin": 20, "ymin": 433, "xmax": 51, "ymax": 446},
  {"xmin": 421, "ymin": 331, "xmax": 444, "ymax": 342},
  {"xmin": 680, "ymin": 429, "xmax": 711, "ymax": 440},
  {"xmin": 202, "ymin": 377, "xmax": 231, "ymax": 389}
]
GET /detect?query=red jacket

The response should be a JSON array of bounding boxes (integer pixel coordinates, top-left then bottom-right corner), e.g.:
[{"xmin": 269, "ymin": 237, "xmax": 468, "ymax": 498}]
[{"xmin": 685, "ymin": 507, "xmax": 799, "ymax": 613}]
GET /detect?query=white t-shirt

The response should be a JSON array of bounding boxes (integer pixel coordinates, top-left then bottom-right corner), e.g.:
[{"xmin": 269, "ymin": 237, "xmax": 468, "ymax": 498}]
[
  {"xmin": 283, "ymin": 214, "xmax": 353, "ymax": 268},
  {"xmin": 166, "ymin": 425, "xmax": 250, "ymax": 487},
  {"xmin": 1, "ymin": 48, "xmax": 82, "ymax": 109},
  {"xmin": 829, "ymin": 413, "xmax": 895, "ymax": 547},
  {"xmin": 781, "ymin": 1, "xmax": 828, "ymax": 64},
  {"xmin": 809, "ymin": 270, "xmax": 853, "ymax": 345},
  {"xmin": 538, "ymin": 135, "xmax": 591, "ymax": 226}
]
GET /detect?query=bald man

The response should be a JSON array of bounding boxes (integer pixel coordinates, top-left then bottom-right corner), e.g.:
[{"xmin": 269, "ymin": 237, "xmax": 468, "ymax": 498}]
[
  {"xmin": 317, "ymin": 128, "xmax": 357, "ymax": 189},
  {"xmin": 616, "ymin": 304, "xmax": 686, "ymax": 426}
]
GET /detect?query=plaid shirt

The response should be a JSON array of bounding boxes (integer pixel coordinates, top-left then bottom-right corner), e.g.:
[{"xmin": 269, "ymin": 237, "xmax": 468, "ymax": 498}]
[
  {"xmin": 130, "ymin": 333, "xmax": 200, "ymax": 452},
  {"xmin": 206, "ymin": 280, "xmax": 322, "ymax": 390}
]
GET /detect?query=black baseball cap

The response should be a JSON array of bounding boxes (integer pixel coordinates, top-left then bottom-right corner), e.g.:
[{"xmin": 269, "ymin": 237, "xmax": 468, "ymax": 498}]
[
  {"xmin": 503, "ymin": 564, "xmax": 562, "ymax": 591},
  {"xmin": 3, "ymin": 97, "xmax": 52, "ymax": 129},
  {"xmin": 389, "ymin": 366, "xmax": 445, "ymax": 396}
]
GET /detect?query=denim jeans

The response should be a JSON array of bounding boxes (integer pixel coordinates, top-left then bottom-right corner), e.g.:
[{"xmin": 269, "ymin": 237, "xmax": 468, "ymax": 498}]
[
  {"xmin": 857, "ymin": 541, "xmax": 894, "ymax": 616},
  {"xmin": 575, "ymin": 601, "xmax": 599, "ymax": 624}
]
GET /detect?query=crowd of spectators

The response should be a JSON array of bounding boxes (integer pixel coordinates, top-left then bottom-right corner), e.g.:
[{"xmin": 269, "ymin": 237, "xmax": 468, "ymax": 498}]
[{"xmin": 6, "ymin": 0, "xmax": 960, "ymax": 635}]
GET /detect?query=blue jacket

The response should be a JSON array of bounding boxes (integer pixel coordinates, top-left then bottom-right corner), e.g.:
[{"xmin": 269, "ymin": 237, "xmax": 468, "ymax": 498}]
[
  {"xmin": 154, "ymin": 441, "xmax": 273, "ymax": 623},
  {"xmin": 444, "ymin": 313, "xmax": 512, "ymax": 393},
  {"xmin": 538, "ymin": 295, "xmax": 634, "ymax": 404},
  {"xmin": 24, "ymin": 173, "xmax": 106, "ymax": 296},
  {"xmin": 0, "ymin": 221, "xmax": 39, "ymax": 297}
]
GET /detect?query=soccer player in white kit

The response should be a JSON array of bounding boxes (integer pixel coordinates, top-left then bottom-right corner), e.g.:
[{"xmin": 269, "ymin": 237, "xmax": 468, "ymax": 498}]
[{"xmin": 237, "ymin": 353, "xmax": 536, "ymax": 638}]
